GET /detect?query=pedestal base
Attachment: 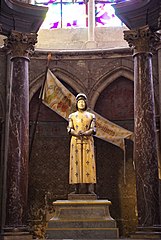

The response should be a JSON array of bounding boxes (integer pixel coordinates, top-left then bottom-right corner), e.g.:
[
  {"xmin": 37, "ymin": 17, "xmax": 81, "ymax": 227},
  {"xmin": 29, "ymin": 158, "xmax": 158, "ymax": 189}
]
[
  {"xmin": 0, "ymin": 233, "xmax": 32, "ymax": 240},
  {"xmin": 131, "ymin": 226, "xmax": 161, "ymax": 239},
  {"xmin": 0, "ymin": 227, "xmax": 32, "ymax": 240},
  {"xmin": 46, "ymin": 195, "xmax": 119, "ymax": 239},
  {"xmin": 1, "ymin": 236, "xmax": 32, "ymax": 240},
  {"xmin": 68, "ymin": 193, "xmax": 97, "ymax": 200}
]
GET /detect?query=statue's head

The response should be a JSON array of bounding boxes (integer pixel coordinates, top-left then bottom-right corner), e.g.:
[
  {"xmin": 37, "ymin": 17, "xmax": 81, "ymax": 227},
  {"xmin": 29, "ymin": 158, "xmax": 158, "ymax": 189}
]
[{"xmin": 76, "ymin": 93, "xmax": 87, "ymax": 110}]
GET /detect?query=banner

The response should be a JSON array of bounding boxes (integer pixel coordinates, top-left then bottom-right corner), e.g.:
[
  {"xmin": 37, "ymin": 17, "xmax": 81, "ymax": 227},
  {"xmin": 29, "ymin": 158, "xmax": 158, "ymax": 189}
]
[{"xmin": 42, "ymin": 69, "xmax": 134, "ymax": 150}]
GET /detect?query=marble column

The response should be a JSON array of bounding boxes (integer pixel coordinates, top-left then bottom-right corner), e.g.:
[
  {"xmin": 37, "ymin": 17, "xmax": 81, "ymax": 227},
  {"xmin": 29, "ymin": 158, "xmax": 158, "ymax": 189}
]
[
  {"xmin": 3, "ymin": 31, "xmax": 37, "ymax": 233},
  {"xmin": 157, "ymin": 34, "xmax": 161, "ymax": 155},
  {"xmin": 156, "ymin": 32, "xmax": 161, "ymax": 223},
  {"xmin": 124, "ymin": 26, "xmax": 160, "ymax": 226}
]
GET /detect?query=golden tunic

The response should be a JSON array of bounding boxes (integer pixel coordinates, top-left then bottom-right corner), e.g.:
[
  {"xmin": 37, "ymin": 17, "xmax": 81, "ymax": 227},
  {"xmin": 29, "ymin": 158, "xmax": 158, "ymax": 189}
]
[{"xmin": 68, "ymin": 110, "xmax": 96, "ymax": 184}]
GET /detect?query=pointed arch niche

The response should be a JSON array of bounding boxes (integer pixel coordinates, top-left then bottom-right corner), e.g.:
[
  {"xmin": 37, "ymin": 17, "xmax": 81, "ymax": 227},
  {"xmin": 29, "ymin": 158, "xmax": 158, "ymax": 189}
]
[
  {"xmin": 95, "ymin": 76, "xmax": 134, "ymax": 130},
  {"xmin": 94, "ymin": 75, "xmax": 136, "ymax": 237}
]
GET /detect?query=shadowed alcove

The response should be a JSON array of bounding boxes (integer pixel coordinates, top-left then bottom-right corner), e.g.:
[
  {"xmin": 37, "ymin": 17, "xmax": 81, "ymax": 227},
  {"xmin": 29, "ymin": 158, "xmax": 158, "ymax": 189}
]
[{"xmin": 94, "ymin": 76, "xmax": 136, "ymax": 236}]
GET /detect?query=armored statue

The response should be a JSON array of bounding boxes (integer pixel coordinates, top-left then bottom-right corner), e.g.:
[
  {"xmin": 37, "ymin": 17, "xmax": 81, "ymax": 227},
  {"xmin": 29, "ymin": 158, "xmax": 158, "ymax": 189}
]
[{"xmin": 67, "ymin": 93, "xmax": 96, "ymax": 194}]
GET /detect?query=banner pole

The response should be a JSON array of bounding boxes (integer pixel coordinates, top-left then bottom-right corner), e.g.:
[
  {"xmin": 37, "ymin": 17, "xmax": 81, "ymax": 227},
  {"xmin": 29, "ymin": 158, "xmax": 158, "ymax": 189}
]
[{"xmin": 29, "ymin": 53, "xmax": 52, "ymax": 161}]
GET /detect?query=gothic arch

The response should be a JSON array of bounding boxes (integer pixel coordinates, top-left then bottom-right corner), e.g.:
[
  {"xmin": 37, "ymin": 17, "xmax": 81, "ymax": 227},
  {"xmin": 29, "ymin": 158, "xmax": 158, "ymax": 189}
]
[
  {"xmin": 29, "ymin": 67, "xmax": 85, "ymax": 101},
  {"xmin": 51, "ymin": 68, "xmax": 85, "ymax": 93},
  {"xmin": 89, "ymin": 67, "xmax": 134, "ymax": 109}
]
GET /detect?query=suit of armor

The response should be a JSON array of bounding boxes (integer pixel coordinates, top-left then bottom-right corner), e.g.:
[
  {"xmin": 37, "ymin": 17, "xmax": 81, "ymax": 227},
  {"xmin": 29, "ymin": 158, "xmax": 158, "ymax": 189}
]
[{"xmin": 67, "ymin": 93, "xmax": 96, "ymax": 194}]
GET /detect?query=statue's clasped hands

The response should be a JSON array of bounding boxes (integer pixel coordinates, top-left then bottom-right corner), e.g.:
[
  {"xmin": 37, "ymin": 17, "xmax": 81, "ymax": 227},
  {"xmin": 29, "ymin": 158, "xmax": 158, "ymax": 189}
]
[
  {"xmin": 78, "ymin": 130, "xmax": 93, "ymax": 137},
  {"xmin": 70, "ymin": 129, "xmax": 93, "ymax": 137}
]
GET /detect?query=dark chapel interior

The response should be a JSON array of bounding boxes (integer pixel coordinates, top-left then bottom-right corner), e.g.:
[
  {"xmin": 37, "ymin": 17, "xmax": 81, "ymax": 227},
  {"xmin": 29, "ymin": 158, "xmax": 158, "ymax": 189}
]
[{"xmin": 0, "ymin": 0, "xmax": 161, "ymax": 239}]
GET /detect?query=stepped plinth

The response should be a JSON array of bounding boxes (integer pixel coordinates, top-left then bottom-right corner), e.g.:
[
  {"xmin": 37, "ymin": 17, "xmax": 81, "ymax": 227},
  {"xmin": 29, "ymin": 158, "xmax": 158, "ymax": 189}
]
[
  {"xmin": 46, "ymin": 194, "xmax": 119, "ymax": 239},
  {"xmin": 131, "ymin": 226, "xmax": 161, "ymax": 239}
]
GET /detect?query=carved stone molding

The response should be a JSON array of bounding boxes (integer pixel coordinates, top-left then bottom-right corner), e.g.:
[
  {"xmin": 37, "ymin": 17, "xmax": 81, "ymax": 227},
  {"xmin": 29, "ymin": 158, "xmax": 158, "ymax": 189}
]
[
  {"xmin": 124, "ymin": 25, "xmax": 160, "ymax": 54},
  {"xmin": 4, "ymin": 30, "xmax": 37, "ymax": 57}
]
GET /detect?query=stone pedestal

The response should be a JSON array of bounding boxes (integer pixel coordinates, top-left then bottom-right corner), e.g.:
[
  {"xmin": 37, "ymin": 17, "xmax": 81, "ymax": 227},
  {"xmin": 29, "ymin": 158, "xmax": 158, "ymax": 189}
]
[
  {"xmin": 68, "ymin": 192, "xmax": 97, "ymax": 200},
  {"xmin": 0, "ymin": 231, "xmax": 32, "ymax": 240},
  {"xmin": 46, "ymin": 195, "xmax": 119, "ymax": 239},
  {"xmin": 131, "ymin": 226, "xmax": 161, "ymax": 239},
  {"xmin": 1, "ymin": 235, "xmax": 32, "ymax": 240}
]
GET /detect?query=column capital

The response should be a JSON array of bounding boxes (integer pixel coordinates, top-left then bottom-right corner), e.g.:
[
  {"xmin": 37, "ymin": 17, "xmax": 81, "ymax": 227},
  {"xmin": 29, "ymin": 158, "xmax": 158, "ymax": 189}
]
[
  {"xmin": 4, "ymin": 30, "xmax": 37, "ymax": 58},
  {"xmin": 124, "ymin": 25, "xmax": 160, "ymax": 55}
]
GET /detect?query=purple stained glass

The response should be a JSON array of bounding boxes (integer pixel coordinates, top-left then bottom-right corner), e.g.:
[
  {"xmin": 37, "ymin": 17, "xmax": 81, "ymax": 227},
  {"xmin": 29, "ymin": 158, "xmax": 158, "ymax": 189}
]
[
  {"xmin": 37, "ymin": 2, "xmax": 61, "ymax": 29},
  {"xmin": 95, "ymin": 2, "xmax": 123, "ymax": 26},
  {"xmin": 35, "ymin": 0, "xmax": 127, "ymax": 29}
]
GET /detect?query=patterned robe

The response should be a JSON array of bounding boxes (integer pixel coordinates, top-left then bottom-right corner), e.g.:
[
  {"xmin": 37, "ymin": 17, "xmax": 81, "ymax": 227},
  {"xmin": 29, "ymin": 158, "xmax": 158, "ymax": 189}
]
[{"xmin": 68, "ymin": 110, "xmax": 96, "ymax": 184}]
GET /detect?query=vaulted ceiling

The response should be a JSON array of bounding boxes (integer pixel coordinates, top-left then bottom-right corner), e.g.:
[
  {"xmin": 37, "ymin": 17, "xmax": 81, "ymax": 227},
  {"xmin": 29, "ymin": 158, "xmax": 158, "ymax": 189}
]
[{"xmin": 113, "ymin": 0, "xmax": 161, "ymax": 31}]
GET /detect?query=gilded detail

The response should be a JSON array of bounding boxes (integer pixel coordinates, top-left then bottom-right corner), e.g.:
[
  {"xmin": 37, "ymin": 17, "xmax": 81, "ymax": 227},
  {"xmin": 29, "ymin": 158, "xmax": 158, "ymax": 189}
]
[{"xmin": 4, "ymin": 30, "xmax": 37, "ymax": 57}]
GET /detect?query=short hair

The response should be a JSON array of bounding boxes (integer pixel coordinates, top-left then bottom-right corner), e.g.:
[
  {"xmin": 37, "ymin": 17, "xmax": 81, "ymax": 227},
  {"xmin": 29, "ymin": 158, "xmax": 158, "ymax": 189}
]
[{"xmin": 76, "ymin": 93, "xmax": 87, "ymax": 101}]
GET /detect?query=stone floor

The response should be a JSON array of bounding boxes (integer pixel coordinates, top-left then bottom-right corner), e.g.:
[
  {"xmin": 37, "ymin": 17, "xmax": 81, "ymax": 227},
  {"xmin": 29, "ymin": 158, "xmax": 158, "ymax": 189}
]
[{"xmin": 46, "ymin": 238, "xmax": 160, "ymax": 240}]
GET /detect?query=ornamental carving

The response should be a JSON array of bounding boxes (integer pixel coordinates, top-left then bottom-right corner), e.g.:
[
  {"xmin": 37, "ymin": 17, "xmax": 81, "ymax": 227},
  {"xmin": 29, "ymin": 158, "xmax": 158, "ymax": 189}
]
[
  {"xmin": 4, "ymin": 30, "xmax": 37, "ymax": 57},
  {"xmin": 124, "ymin": 25, "xmax": 160, "ymax": 54}
]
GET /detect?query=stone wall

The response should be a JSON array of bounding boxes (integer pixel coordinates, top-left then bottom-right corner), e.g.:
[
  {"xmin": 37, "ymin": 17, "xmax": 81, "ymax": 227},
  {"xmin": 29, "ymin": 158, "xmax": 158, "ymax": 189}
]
[
  {"xmin": 0, "ymin": 27, "xmax": 128, "ymax": 50},
  {"xmin": 36, "ymin": 27, "xmax": 129, "ymax": 50}
]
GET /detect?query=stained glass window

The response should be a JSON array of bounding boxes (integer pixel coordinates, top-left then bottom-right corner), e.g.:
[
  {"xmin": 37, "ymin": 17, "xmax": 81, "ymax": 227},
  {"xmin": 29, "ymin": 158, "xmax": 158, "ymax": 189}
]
[
  {"xmin": 95, "ymin": 2, "xmax": 123, "ymax": 27},
  {"xmin": 62, "ymin": 1, "xmax": 86, "ymax": 28},
  {"xmin": 35, "ymin": 0, "xmax": 127, "ymax": 29}
]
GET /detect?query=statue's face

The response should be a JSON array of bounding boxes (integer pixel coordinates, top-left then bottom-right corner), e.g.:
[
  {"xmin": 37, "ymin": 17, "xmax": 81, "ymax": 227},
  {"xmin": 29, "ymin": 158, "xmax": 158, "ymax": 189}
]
[{"xmin": 77, "ymin": 99, "xmax": 86, "ymax": 110}]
